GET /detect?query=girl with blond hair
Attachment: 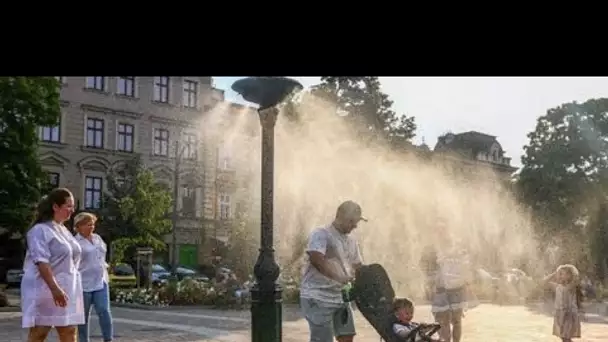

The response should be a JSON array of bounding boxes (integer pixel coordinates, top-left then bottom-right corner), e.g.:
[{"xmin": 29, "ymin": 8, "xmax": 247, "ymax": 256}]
[
  {"xmin": 543, "ymin": 264, "xmax": 583, "ymax": 342},
  {"xmin": 73, "ymin": 212, "xmax": 113, "ymax": 342}
]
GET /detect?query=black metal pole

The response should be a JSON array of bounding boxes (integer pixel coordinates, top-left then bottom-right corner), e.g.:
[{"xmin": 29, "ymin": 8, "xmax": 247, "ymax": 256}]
[{"xmin": 251, "ymin": 107, "xmax": 282, "ymax": 342}]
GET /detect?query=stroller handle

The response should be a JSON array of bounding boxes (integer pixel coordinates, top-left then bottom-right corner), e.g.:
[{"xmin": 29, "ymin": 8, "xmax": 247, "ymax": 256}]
[
  {"xmin": 406, "ymin": 323, "xmax": 441, "ymax": 342},
  {"xmin": 420, "ymin": 323, "xmax": 441, "ymax": 341}
]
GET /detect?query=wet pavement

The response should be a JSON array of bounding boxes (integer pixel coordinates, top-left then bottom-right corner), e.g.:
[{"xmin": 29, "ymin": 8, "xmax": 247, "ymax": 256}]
[{"xmin": 0, "ymin": 303, "xmax": 606, "ymax": 341}]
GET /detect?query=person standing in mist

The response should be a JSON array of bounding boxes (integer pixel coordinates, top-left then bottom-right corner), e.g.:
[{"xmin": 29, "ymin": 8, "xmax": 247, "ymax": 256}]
[
  {"xmin": 300, "ymin": 200, "xmax": 366, "ymax": 342},
  {"xmin": 424, "ymin": 222, "xmax": 474, "ymax": 342},
  {"xmin": 21, "ymin": 188, "xmax": 84, "ymax": 342},
  {"xmin": 74, "ymin": 212, "xmax": 114, "ymax": 342}
]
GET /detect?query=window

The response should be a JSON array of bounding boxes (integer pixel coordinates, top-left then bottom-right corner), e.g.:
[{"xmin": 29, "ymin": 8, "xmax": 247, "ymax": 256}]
[
  {"xmin": 117, "ymin": 123, "xmax": 134, "ymax": 152},
  {"xmin": 48, "ymin": 172, "xmax": 60, "ymax": 188},
  {"xmin": 117, "ymin": 76, "xmax": 135, "ymax": 97},
  {"xmin": 218, "ymin": 147, "xmax": 231, "ymax": 170},
  {"xmin": 114, "ymin": 177, "xmax": 127, "ymax": 188},
  {"xmin": 183, "ymin": 80, "xmax": 198, "ymax": 108},
  {"xmin": 86, "ymin": 118, "xmax": 104, "ymax": 149},
  {"xmin": 84, "ymin": 176, "xmax": 103, "ymax": 209},
  {"xmin": 112, "ymin": 263, "xmax": 134, "ymax": 276},
  {"xmin": 181, "ymin": 186, "xmax": 196, "ymax": 216},
  {"xmin": 219, "ymin": 193, "xmax": 231, "ymax": 220},
  {"xmin": 85, "ymin": 76, "xmax": 106, "ymax": 91},
  {"xmin": 183, "ymin": 133, "xmax": 197, "ymax": 160},
  {"xmin": 154, "ymin": 76, "xmax": 170, "ymax": 103},
  {"xmin": 39, "ymin": 121, "xmax": 61, "ymax": 143},
  {"xmin": 154, "ymin": 128, "xmax": 169, "ymax": 156},
  {"xmin": 221, "ymin": 155, "xmax": 231, "ymax": 170}
]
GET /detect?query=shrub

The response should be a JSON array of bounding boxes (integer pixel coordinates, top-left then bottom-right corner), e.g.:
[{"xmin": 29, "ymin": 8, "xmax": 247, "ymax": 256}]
[
  {"xmin": 598, "ymin": 282, "xmax": 608, "ymax": 300},
  {"xmin": 110, "ymin": 278, "xmax": 250, "ymax": 308},
  {"xmin": 111, "ymin": 286, "xmax": 167, "ymax": 307},
  {"xmin": 282, "ymin": 285, "xmax": 300, "ymax": 304},
  {"xmin": 0, "ymin": 290, "xmax": 8, "ymax": 307},
  {"xmin": 109, "ymin": 278, "xmax": 307, "ymax": 309},
  {"xmin": 159, "ymin": 278, "xmax": 220, "ymax": 306}
]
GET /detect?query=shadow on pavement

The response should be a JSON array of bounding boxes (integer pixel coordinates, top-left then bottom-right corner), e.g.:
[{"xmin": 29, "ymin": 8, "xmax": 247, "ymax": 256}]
[
  {"xmin": 109, "ymin": 303, "xmax": 308, "ymax": 341},
  {"xmin": 4, "ymin": 288, "xmax": 308, "ymax": 341}
]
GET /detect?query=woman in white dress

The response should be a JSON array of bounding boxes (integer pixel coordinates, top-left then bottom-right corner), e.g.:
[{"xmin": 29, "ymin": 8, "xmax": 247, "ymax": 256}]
[
  {"xmin": 21, "ymin": 188, "xmax": 84, "ymax": 342},
  {"xmin": 74, "ymin": 212, "xmax": 113, "ymax": 342}
]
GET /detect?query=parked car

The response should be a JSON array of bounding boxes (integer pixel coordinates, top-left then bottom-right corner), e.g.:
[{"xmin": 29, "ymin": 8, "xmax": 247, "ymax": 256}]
[
  {"xmin": 151, "ymin": 264, "xmax": 172, "ymax": 286},
  {"xmin": 109, "ymin": 263, "xmax": 137, "ymax": 288},
  {"xmin": 173, "ymin": 266, "xmax": 209, "ymax": 282},
  {"xmin": 5, "ymin": 269, "xmax": 23, "ymax": 288}
]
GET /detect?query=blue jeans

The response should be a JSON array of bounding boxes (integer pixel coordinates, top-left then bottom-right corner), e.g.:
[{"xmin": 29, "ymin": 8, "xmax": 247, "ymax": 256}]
[{"xmin": 78, "ymin": 282, "xmax": 113, "ymax": 342}]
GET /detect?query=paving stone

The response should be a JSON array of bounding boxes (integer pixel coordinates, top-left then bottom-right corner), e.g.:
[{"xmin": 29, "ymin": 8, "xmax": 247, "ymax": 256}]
[{"xmin": 0, "ymin": 303, "xmax": 605, "ymax": 341}]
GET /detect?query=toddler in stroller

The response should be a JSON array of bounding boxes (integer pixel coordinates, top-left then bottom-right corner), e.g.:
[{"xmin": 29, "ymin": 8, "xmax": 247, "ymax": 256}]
[
  {"xmin": 392, "ymin": 297, "xmax": 442, "ymax": 342},
  {"xmin": 347, "ymin": 263, "xmax": 441, "ymax": 342}
]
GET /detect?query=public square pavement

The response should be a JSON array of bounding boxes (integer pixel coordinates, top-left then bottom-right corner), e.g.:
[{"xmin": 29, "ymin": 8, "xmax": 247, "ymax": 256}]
[{"xmin": 0, "ymin": 303, "xmax": 606, "ymax": 341}]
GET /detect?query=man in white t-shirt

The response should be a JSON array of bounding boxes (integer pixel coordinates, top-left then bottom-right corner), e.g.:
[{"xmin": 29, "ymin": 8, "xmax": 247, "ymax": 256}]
[{"xmin": 300, "ymin": 200, "xmax": 366, "ymax": 342}]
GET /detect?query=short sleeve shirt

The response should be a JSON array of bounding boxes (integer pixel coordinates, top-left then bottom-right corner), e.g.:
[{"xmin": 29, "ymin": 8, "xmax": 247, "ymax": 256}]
[
  {"xmin": 76, "ymin": 233, "xmax": 109, "ymax": 292},
  {"xmin": 300, "ymin": 224, "xmax": 363, "ymax": 304}
]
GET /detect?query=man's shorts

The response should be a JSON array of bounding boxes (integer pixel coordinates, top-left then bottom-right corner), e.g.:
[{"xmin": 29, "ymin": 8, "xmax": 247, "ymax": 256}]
[{"xmin": 300, "ymin": 297, "xmax": 356, "ymax": 342}]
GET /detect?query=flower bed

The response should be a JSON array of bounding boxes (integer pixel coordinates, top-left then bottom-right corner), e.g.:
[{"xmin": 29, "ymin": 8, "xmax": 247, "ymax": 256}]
[
  {"xmin": 0, "ymin": 291, "xmax": 9, "ymax": 307},
  {"xmin": 110, "ymin": 287, "xmax": 168, "ymax": 307},
  {"xmin": 110, "ymin": 279, "xmax": 301, "ymax": 308}
]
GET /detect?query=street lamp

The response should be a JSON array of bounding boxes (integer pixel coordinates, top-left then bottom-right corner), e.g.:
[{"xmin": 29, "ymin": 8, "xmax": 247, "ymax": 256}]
[{"xmin": 231, "ymin": 77, "xmax": 303, "ymax": 342}]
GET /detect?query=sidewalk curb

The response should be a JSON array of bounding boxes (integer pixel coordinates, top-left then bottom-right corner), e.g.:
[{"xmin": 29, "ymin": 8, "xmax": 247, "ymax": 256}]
[
  {"xmin": 110, "ymin": 302, "xmax": 301, "ymax": 311},
  {"xmin": 111, "ymin": 302, "xmax": 223, "ymax": 311}
]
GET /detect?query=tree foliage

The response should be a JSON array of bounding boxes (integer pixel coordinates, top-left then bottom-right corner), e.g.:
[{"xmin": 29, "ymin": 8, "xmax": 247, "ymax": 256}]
[
  {"xmin": 225, "ymin": 207, "xmax": 259, "ymax": 280},
  {"xmin": 518, "ymin": 98, "xmax": 608, "ymax": 278},
  {"xmin": 98, "ymin": 158, "xmax": 172, "ymax": 264},
  {"xmin": 311, "ymin": 77, "xmax": 416, "ymax": 144},
  {"xmin": 0, "ymin": 77, "xmax": 61, "ymax": 238}
]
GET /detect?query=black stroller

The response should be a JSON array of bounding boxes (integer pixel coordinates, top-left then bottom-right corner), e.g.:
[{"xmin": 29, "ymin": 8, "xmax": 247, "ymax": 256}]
[{"xmin": 348, "ymin": 263, "xmax": 441, "ymax": 342}]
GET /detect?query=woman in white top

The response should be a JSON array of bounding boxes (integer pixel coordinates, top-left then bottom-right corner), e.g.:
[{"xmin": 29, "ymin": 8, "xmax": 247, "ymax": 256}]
[
  {"xmin": 428, "ymin": 227, "xmax": 474, "ymax": 342},
  {"xmin": 74, "ymin": 212, "xmax": 113, "ymax": 342},
  {"xmin": 21, "ymin": 188, "xmax": 84, "ymax": 342}
]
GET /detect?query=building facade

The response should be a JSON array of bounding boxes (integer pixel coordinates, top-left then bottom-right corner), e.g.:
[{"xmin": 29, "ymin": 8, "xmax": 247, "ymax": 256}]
[
  {"xmin": 40, "ymin": 76, "xmax": 235, "ymax": 267},
  {"xmin": 432, "ymin": 131, "xmax": 518, "ymax": 179}
]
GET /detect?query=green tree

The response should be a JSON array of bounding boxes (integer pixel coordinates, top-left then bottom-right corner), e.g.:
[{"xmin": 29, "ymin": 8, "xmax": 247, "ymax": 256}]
[
  {"xmin": 517, "ymin": 98, "xmax": 608, "ymax": 278},
  {"xmin": 312, "ymin": 77, "xmax": 416, "ymax": 145},
  {"xmin": 0, "ymin": 77, "xmax": 61, "ymax": 238},
  {"xmin": 225, "ymin": 208, "xmax": 259, "ymax": 280},
  {"xmin": 98, "ymin": 159, "xmax": 172, "ymax": 264},
  {"xmin": 587, "ymin": 202, "xmax": 608, "ymax": 279}
]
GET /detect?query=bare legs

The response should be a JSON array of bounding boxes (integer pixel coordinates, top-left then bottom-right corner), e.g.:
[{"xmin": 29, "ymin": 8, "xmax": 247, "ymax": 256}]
[
  {"xmin": 28, "ymin": 326, "xmax": 76, "ymax": 342},
  {"xmin": 434, "ymin": 309, "xmax": 463, "ymax": 342}
]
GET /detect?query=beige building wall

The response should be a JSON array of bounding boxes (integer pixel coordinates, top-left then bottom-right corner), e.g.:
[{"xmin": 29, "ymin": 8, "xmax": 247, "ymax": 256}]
[{"xmin": 39, "ymin": 76, "xmax": 234, "ymax": 266}]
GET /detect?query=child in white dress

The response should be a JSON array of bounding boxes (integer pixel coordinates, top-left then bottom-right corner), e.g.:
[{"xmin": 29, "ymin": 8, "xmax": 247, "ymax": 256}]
[{"xmin": 543, "ymin": 264, "xmax": 583, "ymax": 342}]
